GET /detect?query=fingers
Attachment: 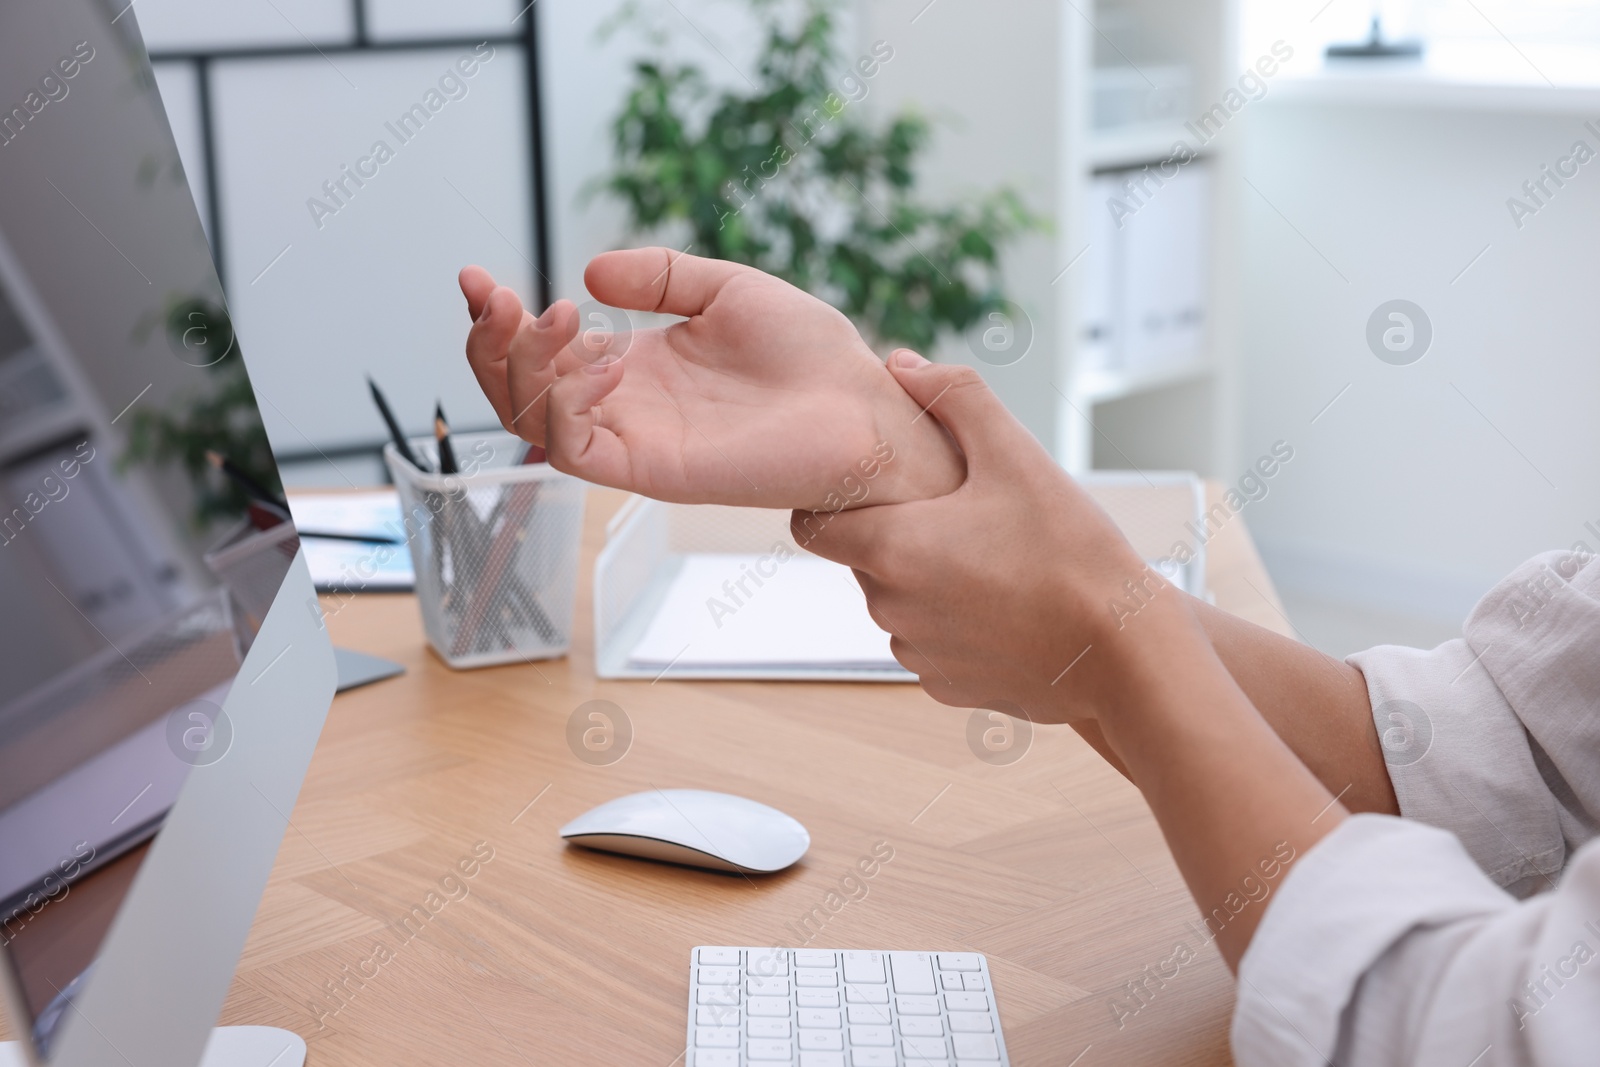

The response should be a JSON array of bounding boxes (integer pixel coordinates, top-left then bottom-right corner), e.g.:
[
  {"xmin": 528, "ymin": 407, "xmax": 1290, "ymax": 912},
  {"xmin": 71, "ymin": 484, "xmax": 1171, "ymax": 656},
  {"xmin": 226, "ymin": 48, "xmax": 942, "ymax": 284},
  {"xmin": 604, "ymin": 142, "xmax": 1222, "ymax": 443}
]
[
  {"xmin": 791, "ymin": 505, "xmax": 895, "ymax": 575},
  {"xmin": 504, "ymin": 300, "xmax": 579, "ymax": 444},
  {"xmin": 878, "ymin": 613, "xmax": 970, "ymax": 708},
  {"xmin": 463, "ymin": 285, "xmax": 527, "ymax": 427},
  {"xmin": 886, "ymin": 350, "xmax": 1044, "ymax": 471},
  {"xmin": 459, "ymin": 265, "xmax": 497, "ymax": 320},
  {"xmin": 544, "ymin": 359, "xmax": 632, "ymax": 488},
  {"xmin": 565, "ymin": 303, "xmax": 634, "ymax": 367},
  {"xmin": 584, "ymin": 247, "xmax": 749, "ymax": 318}
]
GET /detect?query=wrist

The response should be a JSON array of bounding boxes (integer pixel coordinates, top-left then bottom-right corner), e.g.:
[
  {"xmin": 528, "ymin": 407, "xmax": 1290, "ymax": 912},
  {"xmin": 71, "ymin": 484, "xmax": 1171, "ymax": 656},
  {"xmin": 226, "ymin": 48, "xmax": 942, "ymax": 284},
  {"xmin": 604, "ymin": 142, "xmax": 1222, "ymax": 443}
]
[{"xmin": 861, "ymin": 384, "xmax": 965, "ymax": 507}]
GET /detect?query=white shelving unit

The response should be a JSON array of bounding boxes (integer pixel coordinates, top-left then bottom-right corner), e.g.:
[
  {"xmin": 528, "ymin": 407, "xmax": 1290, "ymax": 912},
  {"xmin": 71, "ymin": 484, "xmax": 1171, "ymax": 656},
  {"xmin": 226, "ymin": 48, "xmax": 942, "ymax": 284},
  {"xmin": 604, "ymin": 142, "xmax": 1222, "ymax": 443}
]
[
  {"xmin": 1084, "ymin": 119, "xmax": 1193, "ymax": 171},
  {"xmin": 1075, "ymin": 356, "xmax": 1213, "ymax": 406},
  {"xmin": 1055, "ymin": 0, "xmax": 1239, "ymax": 477}
]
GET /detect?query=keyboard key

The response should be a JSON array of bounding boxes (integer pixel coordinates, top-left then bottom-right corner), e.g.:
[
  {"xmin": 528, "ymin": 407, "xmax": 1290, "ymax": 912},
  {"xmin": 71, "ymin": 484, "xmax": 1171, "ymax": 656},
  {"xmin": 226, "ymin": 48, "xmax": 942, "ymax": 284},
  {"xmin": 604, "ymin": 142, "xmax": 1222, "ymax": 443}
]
[
  {"xmin": 749, "ymin": 1018, "xmax": 791, "ymax": 1038},
  {"xmin": 697, "ymin": 1006, "xmax": 739, "ymax": 1027},
  {"xmin": 747, "ymin": 996, "xmax": 791, "ymax": 1017},
  {"xmin": 846, "ymin": 1005, "xmax": 890, "ymax": 1025},
  {"xmin": 748, "ymin": 976, "xmax": 790, "ymax": 996},
  {"xmin": 936, "ymin": 952, "xmax": 981, "ymax": 972},
  {"xmin": 948, "ymin": 1012, "xmax": 994, "ymax": 1033},
  {"xmin": 848, "ymin": 1026, "xmax": 893, "ymax": 1047},
  {"xmin": 748, "ymin": 1039, "xmax": 793, "ymax": 1060},
  {"xmin": 842, "ymin": 951, "xmax": 886, "ymax": 984},
  {"xmin": 903, "ymin": 1037, "xmax": 948, "ymax": 1059},
  {"xmin": 951, "ymin": 1032, "xmax": 1000, "ymax": 1060},
  {"xmin": 798, "ymin": 1008, "xmax": 842, "ymax": 1029},
  {"xmin": 698, "ymin": 947, "xmax": 741, "ymax": 966},
  {"xmin": 846, "ymin": 985, "xmax": 889, "ymax": 1004},
  {"xmin": 850, "ymin": 1050, "xmax": 895, "ymax": 1067},
  {"xmin": 695, "ymin": 1028, "xmax": 739, "ymax": 1048},
  {"xmin": 693, "ymin": 1051, "xmax": 737, "ymax": 1067},
  {"xmin": 896, "ymin": 995, "xmax": 940, "ymax": 1015},
  {"xmin": 748, "ymin": 948, "xmax": 789, "ymax": 977},
  {"xmin": 889, "ymin": 952, "xmax": 936, "ymax": 995},
  {"xmin": 796, "ymin": 949, "xmax": 837, "ymax": 968},
  {"xmin": 943, "ymin": 992, "xmax": 988, "ymax": 1012},
  {"xmin": 800, "ymin": 1052, "xmax": 845, "ymax": 1067},
  {"xmin": 697, "ymin": 967, "xmax": 739, "ymax": 985},
  {"xmin": 798, "ymin": 990, "xmax": 840, "ymax": 1008},
  {"xmin": 940, "ymin": 973, "xmax": 964, "ymax": 991},
  {"xmin": 697, "ymin": 987, "xmax": 738, "ymax": 1006},
  {"xmin": 797, "ymin": 969, "xmax": 839, "ymax": 988},
  {"xmin": 800, "ymin": 1030, "xmax": 845, "ymax": 1051},
  {"xmin": 963, "ymin": 973, "xmax": 987, "ymax": 992},
  {"xmin": 899, "ymin": 1017, "xmax": 943, "ymax": 1037}
]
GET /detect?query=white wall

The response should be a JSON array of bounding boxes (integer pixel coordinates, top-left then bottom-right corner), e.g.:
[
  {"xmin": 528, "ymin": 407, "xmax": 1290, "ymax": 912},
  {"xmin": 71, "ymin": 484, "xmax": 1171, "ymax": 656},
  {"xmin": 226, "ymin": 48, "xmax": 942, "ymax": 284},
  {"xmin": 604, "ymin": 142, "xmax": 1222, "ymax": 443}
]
[
  {"xmin": 855, "ymin": 0, "xmax": 1064, "ymax": 447},
  {"xmin": 1236, "ymin": 98, "xmax": 1600, "ymax": 624}
]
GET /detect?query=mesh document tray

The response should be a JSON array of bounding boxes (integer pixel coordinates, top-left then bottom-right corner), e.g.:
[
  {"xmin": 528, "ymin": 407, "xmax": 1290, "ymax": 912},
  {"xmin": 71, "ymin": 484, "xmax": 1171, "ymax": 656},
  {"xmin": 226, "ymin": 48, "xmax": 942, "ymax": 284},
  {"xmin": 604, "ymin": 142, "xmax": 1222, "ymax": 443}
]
[{"xmin": 594, "ymin": 471, "xmax": 1206, "ymax": 681}]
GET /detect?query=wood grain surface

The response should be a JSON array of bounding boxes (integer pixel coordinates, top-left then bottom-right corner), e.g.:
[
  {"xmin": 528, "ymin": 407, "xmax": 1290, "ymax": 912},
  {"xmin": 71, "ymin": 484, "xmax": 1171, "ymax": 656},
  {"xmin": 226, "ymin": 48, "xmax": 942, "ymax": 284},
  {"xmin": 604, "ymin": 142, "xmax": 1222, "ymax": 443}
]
[{"xmin": 4, "ymin": 483, "xmax": 1295, "ymax": 1066}]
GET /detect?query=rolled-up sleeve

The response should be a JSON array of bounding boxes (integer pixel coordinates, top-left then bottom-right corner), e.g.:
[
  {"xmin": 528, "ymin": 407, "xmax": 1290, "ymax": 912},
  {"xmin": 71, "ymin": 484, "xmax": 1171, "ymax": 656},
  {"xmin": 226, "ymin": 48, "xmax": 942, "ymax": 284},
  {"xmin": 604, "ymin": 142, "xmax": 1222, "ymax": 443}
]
[
  {"xmin": 1233, "ymin": 547, "xmax": 1600, "ymax": 1065},
  {"xmin": 1348, "ymin": 548, "xmax": 1600, "ymax": 896},
  {"xmin": 1233, "ymin": 815, "xmax": 1600, "ymax": 1067}
]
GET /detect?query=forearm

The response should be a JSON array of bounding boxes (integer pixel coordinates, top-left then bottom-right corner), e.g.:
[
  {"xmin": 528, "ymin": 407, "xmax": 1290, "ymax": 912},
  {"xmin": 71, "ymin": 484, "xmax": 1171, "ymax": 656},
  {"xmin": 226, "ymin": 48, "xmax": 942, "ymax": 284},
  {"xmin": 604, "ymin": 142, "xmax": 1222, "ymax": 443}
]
[
  {"xmin": 1069, "ymin": 597, "xmax": 1398, "ymax": 817},
  {"xmin": 1095, "ymin": 603, "xmax": 1345, "ymax": 969}
]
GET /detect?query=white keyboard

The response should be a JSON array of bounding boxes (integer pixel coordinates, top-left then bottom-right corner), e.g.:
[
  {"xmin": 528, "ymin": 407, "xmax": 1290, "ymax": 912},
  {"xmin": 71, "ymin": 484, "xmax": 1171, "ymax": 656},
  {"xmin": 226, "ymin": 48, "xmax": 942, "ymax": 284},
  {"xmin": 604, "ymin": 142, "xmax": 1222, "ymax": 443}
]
[{"xmin": 686, "ymin": 946, "xmax": 1011, "ymax": 1067}]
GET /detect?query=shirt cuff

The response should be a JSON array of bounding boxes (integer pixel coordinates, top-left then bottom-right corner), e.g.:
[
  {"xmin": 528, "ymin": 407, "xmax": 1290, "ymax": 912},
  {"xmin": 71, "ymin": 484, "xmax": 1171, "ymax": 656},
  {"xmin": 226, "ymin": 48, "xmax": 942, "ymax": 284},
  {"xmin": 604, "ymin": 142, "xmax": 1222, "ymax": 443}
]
[
  {"xmin": 1232, "ymin": 815, "xmax": 1512, "ymax": 1067},
  {"xmin": 1349, "ymin": 639, "xmax": 1564, "ymax": 894}
]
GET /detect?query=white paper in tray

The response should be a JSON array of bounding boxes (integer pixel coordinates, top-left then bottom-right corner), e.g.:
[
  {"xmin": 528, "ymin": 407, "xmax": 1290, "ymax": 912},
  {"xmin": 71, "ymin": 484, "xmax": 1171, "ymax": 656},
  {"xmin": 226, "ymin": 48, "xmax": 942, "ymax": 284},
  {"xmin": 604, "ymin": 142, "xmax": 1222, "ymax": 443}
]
[{"xmin": 626, "ymin": 553, "xmax": 898, "ymax": 672}]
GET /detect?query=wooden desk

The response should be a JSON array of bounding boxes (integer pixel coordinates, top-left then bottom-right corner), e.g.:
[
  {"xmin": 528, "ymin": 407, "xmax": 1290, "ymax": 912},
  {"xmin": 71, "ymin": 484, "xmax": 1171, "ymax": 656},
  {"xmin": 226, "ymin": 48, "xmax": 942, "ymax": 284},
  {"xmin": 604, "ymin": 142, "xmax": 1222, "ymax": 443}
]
[{"xmin": 212, "ymin": 485, "xmax": 1290, "ymax": 1066}]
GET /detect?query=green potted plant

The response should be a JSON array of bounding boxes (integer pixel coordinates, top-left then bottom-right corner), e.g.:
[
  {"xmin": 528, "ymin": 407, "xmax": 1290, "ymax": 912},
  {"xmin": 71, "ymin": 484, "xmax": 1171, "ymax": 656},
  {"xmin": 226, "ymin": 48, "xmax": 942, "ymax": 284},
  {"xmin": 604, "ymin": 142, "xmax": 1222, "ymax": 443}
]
[{"xmin": 597, "ymin": 0, "xmax": 1043, "ymax": 353}]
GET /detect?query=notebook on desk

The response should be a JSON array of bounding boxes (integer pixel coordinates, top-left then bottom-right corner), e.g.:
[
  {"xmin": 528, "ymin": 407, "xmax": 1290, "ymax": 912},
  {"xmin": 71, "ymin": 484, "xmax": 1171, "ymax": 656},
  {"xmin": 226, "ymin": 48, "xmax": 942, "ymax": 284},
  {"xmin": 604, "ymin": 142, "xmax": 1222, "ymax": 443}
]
[
  {"xmin": 626, "ymin": 554, "xmax": 900, "ymax": 674},
  {"xmin": 286, "ymin": 489, "xmax": 414, "ymax": 593}
]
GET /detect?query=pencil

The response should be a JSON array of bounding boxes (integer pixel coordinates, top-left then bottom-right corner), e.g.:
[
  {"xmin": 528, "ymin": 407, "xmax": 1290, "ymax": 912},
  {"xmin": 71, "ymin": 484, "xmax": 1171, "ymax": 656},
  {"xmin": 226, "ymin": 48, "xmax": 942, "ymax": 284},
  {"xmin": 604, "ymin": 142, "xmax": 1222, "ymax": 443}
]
[
  {"xmin": 368, "ymin": 375, "xmax": 427, "ymax": 471},
  {"xmin": 434, "ymin": 402, "xmax": 458, "ymax": 475}
]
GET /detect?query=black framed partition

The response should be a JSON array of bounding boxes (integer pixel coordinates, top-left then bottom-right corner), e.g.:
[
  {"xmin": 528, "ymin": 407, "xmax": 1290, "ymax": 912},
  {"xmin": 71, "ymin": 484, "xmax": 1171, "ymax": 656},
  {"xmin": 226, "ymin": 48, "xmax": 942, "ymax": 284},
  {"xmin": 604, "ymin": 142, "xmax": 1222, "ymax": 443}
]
[{"xmin": 142, "ymin": 0, "xmax": 552, "ymax": 474}]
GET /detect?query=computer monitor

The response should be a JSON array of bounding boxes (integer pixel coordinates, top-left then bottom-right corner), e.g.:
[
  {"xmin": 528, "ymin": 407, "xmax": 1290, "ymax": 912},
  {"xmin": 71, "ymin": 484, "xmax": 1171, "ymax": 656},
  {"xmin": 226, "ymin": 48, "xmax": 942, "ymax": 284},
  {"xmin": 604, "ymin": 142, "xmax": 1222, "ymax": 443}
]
[{"xmin": 0, "ymin": 2, "xmax": 335, "ymax": 1065}]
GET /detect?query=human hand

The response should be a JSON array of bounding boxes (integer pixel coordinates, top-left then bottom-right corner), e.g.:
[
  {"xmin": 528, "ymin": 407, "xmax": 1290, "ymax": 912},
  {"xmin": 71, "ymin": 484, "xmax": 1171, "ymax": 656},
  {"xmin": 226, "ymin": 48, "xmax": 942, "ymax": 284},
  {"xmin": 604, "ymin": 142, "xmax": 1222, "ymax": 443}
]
[
  {"xmin": 800, "ymin": 350, "xmax": 1198, "ymax": 724},
  {"xmin": 806, "ymin": 358, "xmax": 1352, "ymax": 979},
  {"xmin": 458, "ymin": 250, "xmax": 964, "ymax": 511}
]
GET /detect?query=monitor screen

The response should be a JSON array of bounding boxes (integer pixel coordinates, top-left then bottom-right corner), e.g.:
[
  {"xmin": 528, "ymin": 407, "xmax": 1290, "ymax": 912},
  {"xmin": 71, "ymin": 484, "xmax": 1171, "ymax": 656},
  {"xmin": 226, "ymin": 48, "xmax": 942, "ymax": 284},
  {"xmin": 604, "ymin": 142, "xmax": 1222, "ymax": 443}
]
[{"xmin": 0, "ymin": 1, "xmax": 294, "ymax": 1056}]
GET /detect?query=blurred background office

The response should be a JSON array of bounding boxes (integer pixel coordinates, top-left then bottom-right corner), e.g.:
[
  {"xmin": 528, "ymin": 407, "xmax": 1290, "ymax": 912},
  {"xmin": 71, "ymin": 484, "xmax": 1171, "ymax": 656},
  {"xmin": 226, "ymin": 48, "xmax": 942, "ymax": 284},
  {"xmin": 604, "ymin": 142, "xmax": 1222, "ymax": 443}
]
[{"xmin": 108, "ymin": 0, "xmax": 1600, "ymax": 658}]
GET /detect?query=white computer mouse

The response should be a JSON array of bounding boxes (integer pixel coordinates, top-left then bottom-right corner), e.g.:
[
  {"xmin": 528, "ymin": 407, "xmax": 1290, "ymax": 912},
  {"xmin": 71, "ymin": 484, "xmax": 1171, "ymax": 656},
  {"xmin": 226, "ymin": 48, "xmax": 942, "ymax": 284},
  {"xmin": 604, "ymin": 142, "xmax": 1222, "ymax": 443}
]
[{"xmin": 558, "ymin": 789, "xmax": 810, "ymax": 874}]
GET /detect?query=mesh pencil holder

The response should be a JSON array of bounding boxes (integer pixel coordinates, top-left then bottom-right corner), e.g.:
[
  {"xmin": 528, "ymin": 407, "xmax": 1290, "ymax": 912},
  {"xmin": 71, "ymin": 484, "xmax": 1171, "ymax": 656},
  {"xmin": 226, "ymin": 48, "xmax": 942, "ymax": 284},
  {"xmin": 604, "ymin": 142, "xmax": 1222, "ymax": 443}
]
[{"xmin": 384, "ymin": 432, "xmax": 586, "ymax": 669}]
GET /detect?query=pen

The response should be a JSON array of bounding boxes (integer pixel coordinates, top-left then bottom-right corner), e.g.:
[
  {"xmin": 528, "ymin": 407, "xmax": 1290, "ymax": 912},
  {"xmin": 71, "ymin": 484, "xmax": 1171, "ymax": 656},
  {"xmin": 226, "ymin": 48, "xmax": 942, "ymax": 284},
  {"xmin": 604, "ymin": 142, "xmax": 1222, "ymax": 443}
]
[
  {"xmin": 434, "ymin": 402, "xmax": 458, "ymax": 475},
  {"xmin": 297, "ymin": 530, "xmax": 402, "ymax": 545},
  {"xmin": 368, "ymin": 375, "xmax": 428, "ymax": 472}
]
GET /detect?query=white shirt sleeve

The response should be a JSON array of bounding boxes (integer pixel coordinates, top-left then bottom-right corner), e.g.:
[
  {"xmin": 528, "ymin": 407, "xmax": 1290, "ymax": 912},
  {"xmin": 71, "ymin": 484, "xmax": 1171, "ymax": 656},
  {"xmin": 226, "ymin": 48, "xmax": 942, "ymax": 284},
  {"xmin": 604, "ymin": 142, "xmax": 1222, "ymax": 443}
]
[
  {"xmin": 1347, "ymin": 548, "xmax": 1600, "ymax": 896},
  {"xmin": 1233, "ymin": 816, "xmax": 1600, "ymax": 1067},
  {"xmin": 1232, "ymin": 548, "xmax": 1600, "ymax": 1065}
]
